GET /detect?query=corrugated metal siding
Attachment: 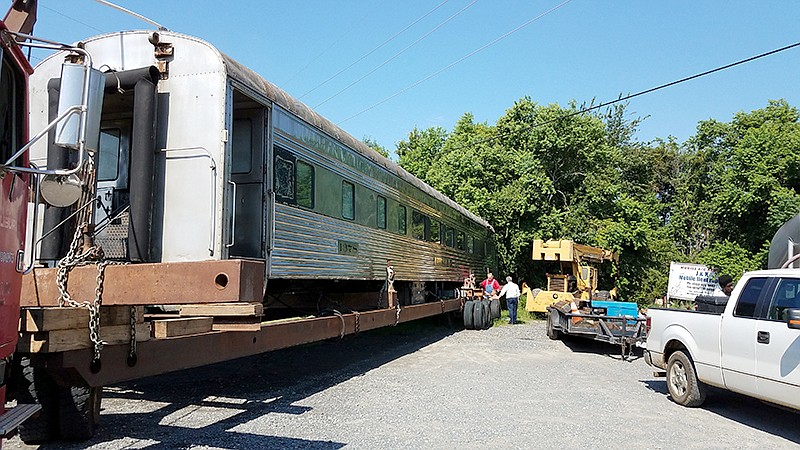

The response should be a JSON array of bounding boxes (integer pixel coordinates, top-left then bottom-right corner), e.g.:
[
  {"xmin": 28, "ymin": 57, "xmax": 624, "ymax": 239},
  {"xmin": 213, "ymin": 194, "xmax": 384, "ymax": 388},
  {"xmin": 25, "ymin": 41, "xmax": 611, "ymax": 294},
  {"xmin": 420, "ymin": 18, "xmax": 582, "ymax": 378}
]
[{"xmin": 270, "ymin": 204, "xmax": 485, "ymax": 282}]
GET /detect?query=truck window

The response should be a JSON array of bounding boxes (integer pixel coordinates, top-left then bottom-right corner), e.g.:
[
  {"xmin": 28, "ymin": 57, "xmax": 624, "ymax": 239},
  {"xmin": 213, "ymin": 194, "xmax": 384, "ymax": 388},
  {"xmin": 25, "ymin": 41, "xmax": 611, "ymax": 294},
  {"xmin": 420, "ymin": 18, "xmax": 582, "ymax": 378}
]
[
  {"xmin": 766, "ymin": 278, "xmax": 800, "ymax": 321},
  {"xmin": 733, "ymin": 277, "xmax": 767, "ymax": 318}
]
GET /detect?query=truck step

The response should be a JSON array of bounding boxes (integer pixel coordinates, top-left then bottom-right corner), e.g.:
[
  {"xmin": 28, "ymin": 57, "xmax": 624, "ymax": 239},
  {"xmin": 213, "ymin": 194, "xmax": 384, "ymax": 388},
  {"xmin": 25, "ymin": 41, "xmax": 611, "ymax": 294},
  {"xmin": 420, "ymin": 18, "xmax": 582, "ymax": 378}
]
[{"xmin": 0, "ymin": 403, "xmax": 42, "ymax": 437}]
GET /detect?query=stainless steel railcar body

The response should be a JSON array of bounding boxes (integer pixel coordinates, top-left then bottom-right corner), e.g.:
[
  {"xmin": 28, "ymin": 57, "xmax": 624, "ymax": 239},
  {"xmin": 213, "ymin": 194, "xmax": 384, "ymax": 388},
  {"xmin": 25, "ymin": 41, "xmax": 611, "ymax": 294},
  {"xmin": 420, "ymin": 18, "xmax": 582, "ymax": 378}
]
[{"xmin": 27, "ymin": 30, "xmax": 495, "ymax": 301}]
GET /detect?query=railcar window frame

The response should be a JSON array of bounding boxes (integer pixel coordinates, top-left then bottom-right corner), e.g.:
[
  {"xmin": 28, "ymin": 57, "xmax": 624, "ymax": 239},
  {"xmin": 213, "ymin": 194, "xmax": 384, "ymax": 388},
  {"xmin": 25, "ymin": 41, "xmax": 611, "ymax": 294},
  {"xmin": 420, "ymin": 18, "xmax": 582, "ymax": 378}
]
[
  {"xmin": 274, "ymin": 146, "xmax": 297, "ymax": 204},
  {"xmin": 342, "ymin": 180, "xmax": 355, "ymax": 220},
  {"xmin": 457, "ymin": 231, "xmax": 465, "ymax": 250},
  {"xmin": 397, "ymin": 205, "xmax": 407, "ymax": 235},
  {"xmin": 0, "ymin": 51, "xmax": 24, "ymax": 168},
  {"xmin": 296, "ymin": 160, "xmax": 315, "ymax": 209},
  {"xmin": 377, "ymin": 195, "xmax": 387, "ymax": 229}
]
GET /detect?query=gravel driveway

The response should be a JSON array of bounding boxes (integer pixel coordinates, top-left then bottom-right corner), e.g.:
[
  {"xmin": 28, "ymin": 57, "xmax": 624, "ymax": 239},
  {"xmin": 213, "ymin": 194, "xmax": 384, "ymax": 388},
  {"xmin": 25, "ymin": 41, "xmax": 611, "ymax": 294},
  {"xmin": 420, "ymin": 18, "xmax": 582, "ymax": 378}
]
[{"xmin": 7, "ymin": 318, "xmax": 800, "ymax": 449}]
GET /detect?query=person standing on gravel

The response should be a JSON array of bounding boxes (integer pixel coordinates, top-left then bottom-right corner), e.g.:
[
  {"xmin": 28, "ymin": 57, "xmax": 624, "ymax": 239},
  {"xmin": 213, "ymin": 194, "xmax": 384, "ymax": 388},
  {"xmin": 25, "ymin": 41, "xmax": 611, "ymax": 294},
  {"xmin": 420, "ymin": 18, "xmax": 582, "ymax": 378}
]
[{"xmin": 498, "ymin": 276, "xmax": 521, "ymax": 324}]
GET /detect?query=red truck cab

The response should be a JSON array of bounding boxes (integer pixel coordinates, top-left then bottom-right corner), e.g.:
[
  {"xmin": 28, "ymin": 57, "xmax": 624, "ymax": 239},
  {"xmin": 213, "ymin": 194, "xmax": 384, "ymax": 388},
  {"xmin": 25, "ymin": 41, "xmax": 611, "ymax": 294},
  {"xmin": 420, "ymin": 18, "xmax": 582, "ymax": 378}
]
[{"xmin": 0, "ymin": 17, "xmax": 37, "ymax": 441}]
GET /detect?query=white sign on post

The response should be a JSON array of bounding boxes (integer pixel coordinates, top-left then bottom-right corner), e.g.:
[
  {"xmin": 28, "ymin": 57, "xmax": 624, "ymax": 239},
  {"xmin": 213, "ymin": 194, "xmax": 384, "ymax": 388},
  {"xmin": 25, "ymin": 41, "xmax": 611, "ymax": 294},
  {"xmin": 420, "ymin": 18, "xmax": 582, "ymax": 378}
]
[{"xmin": 667, "ymin": 262, "xmax": 718, "ymax": 301}]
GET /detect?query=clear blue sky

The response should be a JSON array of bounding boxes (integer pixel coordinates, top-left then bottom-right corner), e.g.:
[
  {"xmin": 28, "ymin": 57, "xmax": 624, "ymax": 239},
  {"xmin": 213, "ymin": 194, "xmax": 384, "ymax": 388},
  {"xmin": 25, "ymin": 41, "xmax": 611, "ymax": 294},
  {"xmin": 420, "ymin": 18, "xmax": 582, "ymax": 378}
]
[{"xmin": 25, "ymin": 1, "xmax": 800, "ymax": 153}]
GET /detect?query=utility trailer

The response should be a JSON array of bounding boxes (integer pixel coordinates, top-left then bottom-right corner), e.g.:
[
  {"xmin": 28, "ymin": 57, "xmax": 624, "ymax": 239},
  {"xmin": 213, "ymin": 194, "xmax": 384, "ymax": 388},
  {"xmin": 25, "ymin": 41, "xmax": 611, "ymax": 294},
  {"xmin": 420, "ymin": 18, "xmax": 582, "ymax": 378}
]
[{"xmin": 545, "ymin": 300, "xmax": 646, "ymax": 357}]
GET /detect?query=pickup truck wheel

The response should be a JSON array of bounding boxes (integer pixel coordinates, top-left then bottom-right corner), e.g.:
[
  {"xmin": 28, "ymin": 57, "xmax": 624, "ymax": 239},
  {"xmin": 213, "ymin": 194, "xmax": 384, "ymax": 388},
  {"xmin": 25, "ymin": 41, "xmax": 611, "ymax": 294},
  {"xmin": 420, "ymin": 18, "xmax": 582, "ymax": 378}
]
[
  {"xmin": 463, "ymin": 300, "xmax": 475, "ymax": 329},
  {"xmin": 666, "ymin": 351, "xmax": 706, "ymax": 407},
  {"xmin": 546, "ymin": 310, "xmax": 562, "ymax": 340}
]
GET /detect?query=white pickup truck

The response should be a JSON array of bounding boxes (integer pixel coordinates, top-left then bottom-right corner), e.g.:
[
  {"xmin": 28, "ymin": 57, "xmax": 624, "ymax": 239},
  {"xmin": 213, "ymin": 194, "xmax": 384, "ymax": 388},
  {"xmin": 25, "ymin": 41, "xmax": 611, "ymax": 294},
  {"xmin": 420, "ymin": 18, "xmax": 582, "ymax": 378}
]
[{"xmin": 645, "ymin": 269, "xmax": 800, "ymax": 409}]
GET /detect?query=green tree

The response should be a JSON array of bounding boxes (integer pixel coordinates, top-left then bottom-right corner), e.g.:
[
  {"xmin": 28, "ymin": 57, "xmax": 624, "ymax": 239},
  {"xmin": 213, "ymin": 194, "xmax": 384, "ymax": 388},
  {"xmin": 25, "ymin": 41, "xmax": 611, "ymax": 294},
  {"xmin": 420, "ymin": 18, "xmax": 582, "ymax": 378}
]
[{"xmin": 362, "ymin": 136, "xmax": 389, "ymax": 158}]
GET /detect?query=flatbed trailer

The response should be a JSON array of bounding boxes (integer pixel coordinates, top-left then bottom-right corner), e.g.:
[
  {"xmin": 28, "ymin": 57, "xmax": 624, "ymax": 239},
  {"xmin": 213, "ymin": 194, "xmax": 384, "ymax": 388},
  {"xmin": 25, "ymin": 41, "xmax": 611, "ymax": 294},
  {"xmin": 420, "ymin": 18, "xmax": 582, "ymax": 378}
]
[
  {"xmin": 545, "ymin": 304, "xmax": 646, "ymax": 357},
  {"xmin": 14, "ymin": 258, "xmax": 463, "ymax": 442}
]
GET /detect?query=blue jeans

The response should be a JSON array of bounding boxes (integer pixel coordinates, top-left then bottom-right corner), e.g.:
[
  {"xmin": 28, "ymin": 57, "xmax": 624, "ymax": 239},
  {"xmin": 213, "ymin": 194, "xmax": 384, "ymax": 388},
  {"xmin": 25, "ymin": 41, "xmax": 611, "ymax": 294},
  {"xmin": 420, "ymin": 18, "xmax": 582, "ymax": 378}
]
[{"xmin": 507, "ymin": 297, "xmax": 519, "ymax": 324}]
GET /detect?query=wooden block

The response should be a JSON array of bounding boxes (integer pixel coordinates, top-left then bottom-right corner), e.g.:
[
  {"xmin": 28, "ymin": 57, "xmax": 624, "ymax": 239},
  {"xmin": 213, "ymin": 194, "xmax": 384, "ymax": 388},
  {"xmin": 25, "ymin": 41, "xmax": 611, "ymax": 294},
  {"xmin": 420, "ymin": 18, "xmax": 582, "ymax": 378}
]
[
  {"xmin": 180, "ymin": 302, "xmax": 264, "ymax": 317},
  {"xmin": 152, "ymin": 317, "xmax": 214, "ymax": 339},
  {"xmin": 20, "ymin": 306, "xmax": 145, "ymax": 332},
  {"xmin": 17, "ymin": 323, "xmax": 151, "ymax": 353},
  {"xmin": 211, "ymin": 316, "xmax": 262, "ymax": 332}
]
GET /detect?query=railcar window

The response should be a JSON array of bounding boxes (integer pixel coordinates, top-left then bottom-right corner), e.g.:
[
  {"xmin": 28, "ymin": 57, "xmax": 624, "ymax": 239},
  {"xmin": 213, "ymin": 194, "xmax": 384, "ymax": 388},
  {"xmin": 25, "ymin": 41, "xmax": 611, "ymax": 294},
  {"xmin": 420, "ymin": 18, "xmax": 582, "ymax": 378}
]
[
  {"xmin": 457, "ymin": 231, "xmax": 465, "ymax": 250},
  {"xmin": 428, "ymin": 220, "xmax": 441, "ymax": 244},
  {"xmin": 475, "ymin": 238, "xmax": 485, "ymax": 257},
  {"xmin": 412, "ymin": 210, "xmax": 426, "ymax": 240},
  {"xmin": 296, "ymin": 161, "xmax": 314, "ymax": 208},
  {"xmin": 733, "ymin": 277, "xmax": 767, "ymax": 319},
  {"xmin": 467, "ymin": 236, "xmax": 475, "ymax": 254},
  {"xmin": 231, "ymin": 119, "xmax": 252, "ymax": 174},
  {"xmin": 445, "ymin": 227, "xmax": 454, "ymax": 248},
  {"xmin": 398, "ymin": 205, "xmax": 407, "ymax": 235},
  {"xmin": 98, "ymin": 129, "xmax": 121, "ymax": 181},
  {"xmin": 767, "ymin": 278, "xmax": 800, "ymax": 321},
  {"xmin": 377, "ymin": 196, "xmax": 387, "ymax": 229},
  {"xmin": 274, "ymin": 154, "xmax": 295, "ymax": 201},
  {"xmin": 342, "ymin": 181, "xmax": 355, "ymax": 220}
]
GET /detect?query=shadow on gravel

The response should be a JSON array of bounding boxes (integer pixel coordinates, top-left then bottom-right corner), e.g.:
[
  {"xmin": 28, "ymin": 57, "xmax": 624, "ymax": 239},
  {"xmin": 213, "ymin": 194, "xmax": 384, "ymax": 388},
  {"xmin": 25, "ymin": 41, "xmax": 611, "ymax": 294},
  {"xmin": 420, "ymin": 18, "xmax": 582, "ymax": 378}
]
[
  {"xmin": 558, "ymin": 335, "xmax": 644, "ymax": 362},
  {"xmin": 642, "ymin": 380, "xmax": 800, "ymax": 444},
  {"xmin": 33, "ymin": 318, "xmax": 457, "ymax": 450}
]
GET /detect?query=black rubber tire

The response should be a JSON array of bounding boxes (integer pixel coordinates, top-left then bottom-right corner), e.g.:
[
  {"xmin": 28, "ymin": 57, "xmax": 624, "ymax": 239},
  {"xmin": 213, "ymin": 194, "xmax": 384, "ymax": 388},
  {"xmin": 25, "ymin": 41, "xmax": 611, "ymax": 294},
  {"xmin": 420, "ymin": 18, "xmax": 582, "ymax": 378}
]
[
  {"xmin": 15, "ymin": 358, "xmax": 59, "ymax": 444},
  {"xmin": 58, "ymin": 385, "xmax": 102, "ymax": 440},
  {"xmin": 490, "ymin": 299, "xmax": 501, "ymax": 320},
  {"xmin": 666, "ymin": 350, "xmax": 706, "ymax": 407},
  {"xmin": 472, "ymin": 301, "xmax": 486, "ymax": 330},
  {"xmin": 463, "ymin": 300, "xmax": 475, "ymax": 329},
  {"xmin": 482, "ymin": 300, "xmax": 492, "ymax": 329},
  {"xmin": 546, "ymin": 310, "xmax": 562, "ymax": 340}
]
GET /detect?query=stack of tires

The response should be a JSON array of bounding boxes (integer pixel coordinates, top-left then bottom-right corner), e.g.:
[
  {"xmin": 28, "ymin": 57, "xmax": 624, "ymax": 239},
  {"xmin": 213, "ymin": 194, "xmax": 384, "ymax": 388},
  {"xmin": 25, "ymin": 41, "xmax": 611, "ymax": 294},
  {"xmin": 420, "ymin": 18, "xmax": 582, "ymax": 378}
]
[{"xmin": 463, "ymin": 298, "xmax": 500, "ymax": 330}]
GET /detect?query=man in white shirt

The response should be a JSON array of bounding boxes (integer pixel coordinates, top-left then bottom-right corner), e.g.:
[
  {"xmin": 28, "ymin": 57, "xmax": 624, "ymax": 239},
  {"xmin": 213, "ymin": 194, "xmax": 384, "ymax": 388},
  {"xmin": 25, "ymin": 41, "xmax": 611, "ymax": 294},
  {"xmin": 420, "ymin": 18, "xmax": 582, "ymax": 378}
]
[
  {"xmin": 713, "ymin": 274, "xmax": 734, "ymax": 297},
  {"xmin": 498, "ymin": 276, "xmax": 521, "ymax": 324}
]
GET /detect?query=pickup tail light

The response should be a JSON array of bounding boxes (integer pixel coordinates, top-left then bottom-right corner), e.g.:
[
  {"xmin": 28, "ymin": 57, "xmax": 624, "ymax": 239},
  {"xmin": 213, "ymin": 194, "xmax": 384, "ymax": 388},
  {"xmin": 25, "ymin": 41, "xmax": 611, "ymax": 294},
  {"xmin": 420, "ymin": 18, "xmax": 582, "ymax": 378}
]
[{"xmin": 645, "ymin": 316, "xmax": 652, "ymax": 336}]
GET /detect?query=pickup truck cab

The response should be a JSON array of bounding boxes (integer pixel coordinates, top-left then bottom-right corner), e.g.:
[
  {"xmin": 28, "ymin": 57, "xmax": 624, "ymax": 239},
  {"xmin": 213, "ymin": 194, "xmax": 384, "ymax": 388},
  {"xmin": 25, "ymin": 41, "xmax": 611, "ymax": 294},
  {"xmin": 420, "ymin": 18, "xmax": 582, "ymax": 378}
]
[{"xmin": 645, "ymin": 269, "xmax": 800, "ymax": 409}]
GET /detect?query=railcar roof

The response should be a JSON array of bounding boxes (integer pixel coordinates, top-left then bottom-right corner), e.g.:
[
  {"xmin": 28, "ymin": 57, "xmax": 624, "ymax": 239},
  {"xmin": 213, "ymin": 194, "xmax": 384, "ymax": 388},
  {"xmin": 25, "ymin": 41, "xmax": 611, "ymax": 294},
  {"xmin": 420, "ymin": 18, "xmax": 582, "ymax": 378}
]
[{"xmin": 221, "ymin": 53, "xmax": 492, "ymax": 231}]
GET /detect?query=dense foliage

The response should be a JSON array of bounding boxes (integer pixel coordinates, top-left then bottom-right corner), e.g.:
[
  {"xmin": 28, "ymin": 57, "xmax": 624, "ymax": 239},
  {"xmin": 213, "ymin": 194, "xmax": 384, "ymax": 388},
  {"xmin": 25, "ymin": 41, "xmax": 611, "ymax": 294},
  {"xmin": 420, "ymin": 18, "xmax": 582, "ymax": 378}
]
[{"xmin": 395, "ymin": 98, "xmax": 800, "ymax": 304}]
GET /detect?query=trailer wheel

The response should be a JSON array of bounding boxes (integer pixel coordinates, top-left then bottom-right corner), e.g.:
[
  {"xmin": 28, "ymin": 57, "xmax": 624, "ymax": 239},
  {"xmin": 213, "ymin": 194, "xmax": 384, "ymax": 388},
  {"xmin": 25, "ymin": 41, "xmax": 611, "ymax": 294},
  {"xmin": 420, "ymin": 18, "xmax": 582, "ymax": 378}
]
[
  {"xmin": 58, "ymin": 385, "xmax": 102, "ymax": 440},
  {"xmin": 666, "ymin": 351, "xmax": 706, "ymax": 407},
  {"xmin": 546, "ymin": 310, "xmax": 562, "ymax": 340},
  {"xmin": 15, "ymin": 357, "xmax": 58, "ymax": 444},
  {"xmin": 472, "ymin": 301, "xmax": 485, "ymax": 330},
  {"xmin": 463, "ymin": 300, "xmax": 475, "ymax": 329},
  {"xmin": 489, "ymin": 299, "xmax": 501, "ymax": 320}
]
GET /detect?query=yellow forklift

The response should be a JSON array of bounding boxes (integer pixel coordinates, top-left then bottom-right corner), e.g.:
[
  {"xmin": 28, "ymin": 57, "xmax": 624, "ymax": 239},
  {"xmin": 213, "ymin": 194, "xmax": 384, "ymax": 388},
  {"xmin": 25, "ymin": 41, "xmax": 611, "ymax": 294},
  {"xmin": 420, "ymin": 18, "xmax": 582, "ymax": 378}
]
[{"xmin": 524, "ymin": 239, "xmax": 618, "ymax": 314}]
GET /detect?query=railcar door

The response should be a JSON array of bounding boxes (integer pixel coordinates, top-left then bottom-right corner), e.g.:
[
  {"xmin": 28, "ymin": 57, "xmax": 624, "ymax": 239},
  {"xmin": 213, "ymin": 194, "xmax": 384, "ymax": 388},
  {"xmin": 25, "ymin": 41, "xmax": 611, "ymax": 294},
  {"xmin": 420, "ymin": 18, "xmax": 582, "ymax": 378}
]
[
  {"xmin": 226, "ymin": 103, "xmax": 266, "ymax": 259},
  {"xmin": 94, "ymin": 120, "xmax": 131, "ymax": 259}
]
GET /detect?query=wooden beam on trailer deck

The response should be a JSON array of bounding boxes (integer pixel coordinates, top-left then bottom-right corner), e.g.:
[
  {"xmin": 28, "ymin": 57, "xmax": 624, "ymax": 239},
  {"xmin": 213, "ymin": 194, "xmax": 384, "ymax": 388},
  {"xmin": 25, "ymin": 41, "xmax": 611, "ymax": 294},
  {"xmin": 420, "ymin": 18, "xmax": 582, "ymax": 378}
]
[
  {"xmin": 47, "ymin": 299, "xmax": 462, "ymax": 387},
  {"xmin": 152, "ymin": 317, "xmax": 214, "ymax": 338},
  {"xmin": 20, "ymin": 260, "xmax": 265, "ymax": 307},
  {"xmin": 20, "ymin": 306, "xmax": 144, "ymax": 332},
  {"xmin": 17, "ymin": 323, "xmax": 151, "ymax": 353}
]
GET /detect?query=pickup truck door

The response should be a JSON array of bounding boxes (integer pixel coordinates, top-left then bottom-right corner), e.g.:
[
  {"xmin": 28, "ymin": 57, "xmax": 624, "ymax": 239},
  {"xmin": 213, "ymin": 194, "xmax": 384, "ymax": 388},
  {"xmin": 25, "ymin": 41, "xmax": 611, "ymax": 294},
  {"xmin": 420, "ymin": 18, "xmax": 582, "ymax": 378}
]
[
  {"xmin": 755, "ymin": 277, "xmax": 800, "ymax": 409},
  {"xmin": 720, "ymin": 277, "xmax": 769, "ymax": 395}
]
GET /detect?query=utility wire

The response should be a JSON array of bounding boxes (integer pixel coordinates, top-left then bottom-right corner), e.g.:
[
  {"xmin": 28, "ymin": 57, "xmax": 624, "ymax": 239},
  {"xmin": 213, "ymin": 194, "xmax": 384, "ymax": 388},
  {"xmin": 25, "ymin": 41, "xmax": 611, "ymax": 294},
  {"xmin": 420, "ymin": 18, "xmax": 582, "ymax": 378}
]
[
  {"xmin": 282, "ymin": 9, "xmax": 374, "ymax": 87},
  {"xmin": 314, "ymin": 0, "xmax": 481, "ymax": 109},
  {"xmin": 298, "ymin": 0, "xmax": 451, "ymax": 100},
  {"xmin": 337, "ymin": 0, "xmax": 573, "ymax": 124},
  {"xmin": 451, "ymin": 39, "xmax": 800, "ymax": 151},
  {"xmin": 41, "ymin": 5, "xmax": 103, "ymax": 32}
]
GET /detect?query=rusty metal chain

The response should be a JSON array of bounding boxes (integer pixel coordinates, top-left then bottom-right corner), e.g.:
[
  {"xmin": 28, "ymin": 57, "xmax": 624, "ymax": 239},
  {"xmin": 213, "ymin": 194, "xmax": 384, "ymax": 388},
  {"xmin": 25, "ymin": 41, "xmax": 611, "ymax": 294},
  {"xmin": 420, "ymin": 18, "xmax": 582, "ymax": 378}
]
[
  {"xmin": 354, "ymin": 311, "xmax": 360, "ymax": 335},
  {"xmin": 440, "ymin": 299, "xmax": 445, "ymax": 314},
  {"xmin": 394, "ymin": 303, "xmax": 401, "ymax": 326}
]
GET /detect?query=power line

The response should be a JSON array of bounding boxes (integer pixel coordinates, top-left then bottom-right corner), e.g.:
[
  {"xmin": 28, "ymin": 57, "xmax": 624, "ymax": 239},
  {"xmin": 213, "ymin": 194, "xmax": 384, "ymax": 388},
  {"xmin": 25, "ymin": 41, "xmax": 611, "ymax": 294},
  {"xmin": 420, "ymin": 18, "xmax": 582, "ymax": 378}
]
[
  {"xmin": 41, "ymin": 5, "xmax": 103, "ymax": 33},
  {"xmin": 298, "ymin": 0, "xmax": 451, "ymax": 100},
  {"xmin": 282, "ymin": 9, "xmax": 374, "ymax": 88},
  {"xmin": 314, "ymin": 0, "xmax": 481, "ymax": 109},
  {"xmin": 337, "ymin": 0, "xmax": 573, "ymax": 124},
  {"xmin": 451, "ymin": 39, "xmax": 800, "ymax": 151}
]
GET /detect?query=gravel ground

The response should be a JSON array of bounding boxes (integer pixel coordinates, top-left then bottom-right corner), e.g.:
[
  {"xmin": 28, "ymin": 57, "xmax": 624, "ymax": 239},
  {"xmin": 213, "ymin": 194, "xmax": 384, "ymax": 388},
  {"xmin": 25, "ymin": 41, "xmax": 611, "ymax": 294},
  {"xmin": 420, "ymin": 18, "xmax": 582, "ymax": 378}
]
[{"xmin": 6, "ymin": 317, "xmax": 800, "ymax": 449}]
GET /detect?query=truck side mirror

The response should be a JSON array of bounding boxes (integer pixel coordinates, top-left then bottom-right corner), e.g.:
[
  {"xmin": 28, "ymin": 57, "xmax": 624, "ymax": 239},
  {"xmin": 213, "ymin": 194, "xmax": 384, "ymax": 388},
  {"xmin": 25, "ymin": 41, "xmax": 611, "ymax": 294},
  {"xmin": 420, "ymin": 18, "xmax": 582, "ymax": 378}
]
[{"xmin": 788, "ymin": 308, "xmax": 800, "ymax": 330}]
